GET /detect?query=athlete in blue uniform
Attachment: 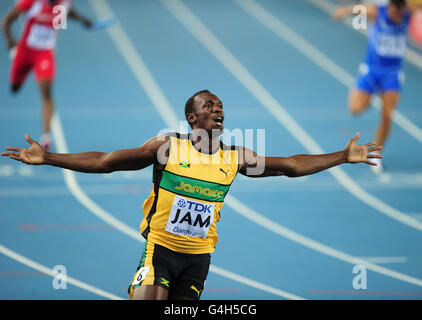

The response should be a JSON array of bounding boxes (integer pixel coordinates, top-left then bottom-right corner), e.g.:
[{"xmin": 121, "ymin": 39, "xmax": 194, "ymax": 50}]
[{"xmin": 334, "ymin": 0, "xmax": 422, "ymax": 174}]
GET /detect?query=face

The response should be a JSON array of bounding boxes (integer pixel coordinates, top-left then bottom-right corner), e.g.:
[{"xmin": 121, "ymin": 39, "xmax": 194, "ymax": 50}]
[
  {"xmin": 388, "ymin": 4, "xmax": 406, "ymax": 24},
  {"xmin": 188, "ymin": 92, "xmax": 225, "ymax": 134}
]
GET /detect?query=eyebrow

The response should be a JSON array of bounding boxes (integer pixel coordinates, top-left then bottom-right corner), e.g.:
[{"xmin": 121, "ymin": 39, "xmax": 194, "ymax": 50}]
[{"xmin": 203, "ymin": 99, "xmax": 222, "ymax": 105}]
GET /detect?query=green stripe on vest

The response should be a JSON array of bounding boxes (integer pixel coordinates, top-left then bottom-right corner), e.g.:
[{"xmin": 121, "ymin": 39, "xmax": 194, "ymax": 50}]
[{"xmin": 160, "ymin": 170, "xmax": 230, "ymax": 202}]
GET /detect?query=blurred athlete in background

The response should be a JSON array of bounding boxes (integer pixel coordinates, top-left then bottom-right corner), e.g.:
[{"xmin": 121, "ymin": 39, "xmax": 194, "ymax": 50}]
[
  {"xmin": 2, "ymin": 0, "xmax": 92, "ymax": 150},
  {"xmin": 333, "ymin": 0, "xmax": 422, "ymax": 174}
]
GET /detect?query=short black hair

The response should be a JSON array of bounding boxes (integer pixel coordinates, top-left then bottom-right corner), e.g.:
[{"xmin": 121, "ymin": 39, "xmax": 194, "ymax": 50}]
[
  {"xmin": 390, "ymin": 0, "xmax": 406, "ymax": 9},
  {"xmin": 184, "ymin": 89, "xmax": 211, "ymax": 119}
]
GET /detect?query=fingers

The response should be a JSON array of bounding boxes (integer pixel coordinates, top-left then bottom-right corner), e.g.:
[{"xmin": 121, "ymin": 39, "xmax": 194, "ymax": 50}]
[
  {"xmin": 364, "ymin": 141, "xmax": 376, "ymax": 148},
  {"xmin": 3, "ymin": 147, "xmax": 22, "ymax": 160},
  {"xmin": 366, "ymin": 160, "xmax": 377, "ymax": 166},
  {"xmin": 351, "ymin": 132, "xmax": 360, "ymax": 143},
  {"xmin": 1, "ymin": 152, "xmax": 19, "ymax": 156},
  {"xmin": 363, "ymin": 140, "xmax": 383, "ymax": 153},
  {"xmin": 25, "ymin": 134, "xmax": 35, "ymax": 144},
  {"xmin": 9, "ymin": 155, "xmax": 21, "ymax": 161},
  {"xmin": 367, "ymin": 154, "xmax": 382, "ymax": 159},
  {"xmin": 5, "ymin": 147, "xmax": 22, "ymax": 152},
  {"xmin": 363, "ymin": 141, "xmax": 383, "ymax": 151},
  {"xmin": 1, "ymin": 152, "xmax": 21, "ymax": 161},
  {"xmin": 368, "ymin": 145, "xmax": 383, "ymax": 153}
]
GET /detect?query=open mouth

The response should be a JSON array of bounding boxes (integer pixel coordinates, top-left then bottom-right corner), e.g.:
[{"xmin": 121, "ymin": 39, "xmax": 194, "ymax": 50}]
[{"xmin": 213, "ymin": 116, "xmax": 224, "ymax": 126}]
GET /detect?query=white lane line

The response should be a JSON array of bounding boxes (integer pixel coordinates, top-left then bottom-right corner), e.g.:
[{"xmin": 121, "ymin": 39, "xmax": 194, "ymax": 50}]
[
  {"xmin": 84, "ymin": 0, "xmax": 304, "ymax": 301},
  {"xmin": 0, "ymin": 244, "xmax": 124, "ymax": 300},
  {"xmin": 163, "ymin": 0, "xmax": 422, "ymax": 231},
  {"xmin": 226, "ymin": 195, "xmax": 422, "ymax": 288},
  {"xmin": 162, "ymin": 0, "xmax": 422, "ymax": 288},
  {"xmin": 358, "ymin": 256, "xmax": 408, "ymax": 264},
  {"xmin": 308, "ymin": 0, "xmax": 422, "ymax": 71},
  {"xmin": 234, "ymin": 0, "xmax": 422, "ymax": 145},
  {"xmin": 412, "ymin": 213, "xmax": 422, "ymax": 221},
  {"xmin": 88, "ymin": 0, "xmax": 179, "ymax": 132},
  {"xmin": 208, "ymin": 265, "xmax": 304, "ymax": 300}
]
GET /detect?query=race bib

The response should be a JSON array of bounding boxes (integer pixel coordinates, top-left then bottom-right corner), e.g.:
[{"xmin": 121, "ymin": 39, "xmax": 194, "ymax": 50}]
[
  {"xmin": 131, "ymin": 266, "xmax": 150, "ymax": 287},
  {"xmin": 165, "ymin": 195, "xmax": 214, "ymax": 238},
  {"xmin": 375, "ymin": 34, "xmax": 406, "ymax": 58},
  {"xmin": 26, "ymin": 24, "xmax": 57, "ymax": 50}
]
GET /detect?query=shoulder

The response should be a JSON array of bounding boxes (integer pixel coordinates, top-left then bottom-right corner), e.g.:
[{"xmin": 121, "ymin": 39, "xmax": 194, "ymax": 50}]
[
  {"xmin": 228, "ymin": 145, "xmax": 261, "ymax": 169},
  {"xmin": 366, "ymin": 4, "xmax": 379, "ymax": 21},
  {"xmin": 144, "ymin": 133, "xmax": 172, "ymax": 149},
  {"xmin": 229, "ymin": 145, "xmax": 256, "ymax": 155},
  {"xmin": 137, "ymin": 134, "xmax": 172, "ymax": 169}
]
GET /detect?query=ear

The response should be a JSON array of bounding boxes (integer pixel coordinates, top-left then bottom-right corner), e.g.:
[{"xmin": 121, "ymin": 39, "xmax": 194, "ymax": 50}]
[{"xmin": 187, "ymin": 113, "xmax": 196, "ymax": 126}]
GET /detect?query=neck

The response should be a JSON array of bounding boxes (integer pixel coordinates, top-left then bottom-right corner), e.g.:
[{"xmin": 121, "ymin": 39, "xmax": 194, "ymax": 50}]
[{"xmin": 190, "ymin": 128, "xmax": 221, "ymax": 154}]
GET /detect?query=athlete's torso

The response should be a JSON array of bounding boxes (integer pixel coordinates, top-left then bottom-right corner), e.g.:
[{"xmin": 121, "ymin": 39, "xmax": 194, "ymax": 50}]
[
  {"xmin": 18, "ymin": 0, "xmax": 72, "ymax": 51},
  {"xmin": 140, "ymin": 133, "xmax": 239, "ymax": 254},
  {"xmin": 365, "ymin": 5, "xmax": 410, "ymax": 71}
]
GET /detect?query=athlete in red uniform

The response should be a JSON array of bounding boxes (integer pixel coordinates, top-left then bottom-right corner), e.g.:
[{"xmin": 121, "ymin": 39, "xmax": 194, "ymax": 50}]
[{"xmin": 2, "ymin": 0, "xmax": 92, "ymax": 150}]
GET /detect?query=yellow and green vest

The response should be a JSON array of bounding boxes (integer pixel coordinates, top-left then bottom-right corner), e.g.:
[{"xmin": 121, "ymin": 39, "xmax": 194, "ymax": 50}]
[{"xmin": 140, "ymin": 133, "xmax": 239, "ymax": 254}]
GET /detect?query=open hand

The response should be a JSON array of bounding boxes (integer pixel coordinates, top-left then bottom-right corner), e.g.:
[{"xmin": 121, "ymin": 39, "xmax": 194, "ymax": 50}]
[
  {"xmin": 1, "ymin": 134, "xmax": 46, "ymax": 165},
  {"xmin": 344, "ymin": 132, "xmax": 383, "ymax": 165}
]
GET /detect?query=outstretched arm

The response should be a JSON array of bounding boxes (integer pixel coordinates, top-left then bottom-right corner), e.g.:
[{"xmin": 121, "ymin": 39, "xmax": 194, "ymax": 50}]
[
  {"xmin": 1, "ymin": 6, "xmax": 22, "ymax": 50},
  {"xmin": 68, "ymin": 8, "xmax": 92, "ymax": 28},
  {"xmin": 239, "ymin": 133, "xmax": 382, "ymax": 178},
  {"xmin": 2, "ymin": 134, "xmax": 169, "ymax": 173}
]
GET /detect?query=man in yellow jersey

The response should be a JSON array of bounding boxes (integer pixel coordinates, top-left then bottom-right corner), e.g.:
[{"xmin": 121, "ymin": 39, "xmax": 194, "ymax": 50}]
[{"xmin": 2, "ymin": 90, "xmax": 382, "ymax": 300}]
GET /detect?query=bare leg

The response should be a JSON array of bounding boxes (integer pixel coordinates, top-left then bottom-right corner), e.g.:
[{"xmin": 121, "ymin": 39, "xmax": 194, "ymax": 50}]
[
  {"xmin": 348, "ymin": 89, "xmax": 372, "ymax": 116},
  {"xmin": 369, "ymin": 91, "xmax": 399, "ymax": 175},
  {"xmin": 376, "ymin": 91, "xmax": 400, "ymax": 148},
  {"xmin": 131, "ymin": 285, "xmax": 169, "ymax": 300},
  {"xmin": 131, "ymin": 285, "xmax": 194, "ymax": 300},
  {"xmin": 38, "ymin": 79, "xmax": 54, "ymax": 135}
]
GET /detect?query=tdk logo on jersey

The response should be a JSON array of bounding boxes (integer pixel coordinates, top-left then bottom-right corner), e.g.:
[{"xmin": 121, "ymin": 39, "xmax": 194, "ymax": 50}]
[
  {"xmin": 177, "ymin": 199, "xmax": 186, "ymax": 208},
  {"xmin": 177, "ymin": 199, "xmax": 213, "ymax": 214}
]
